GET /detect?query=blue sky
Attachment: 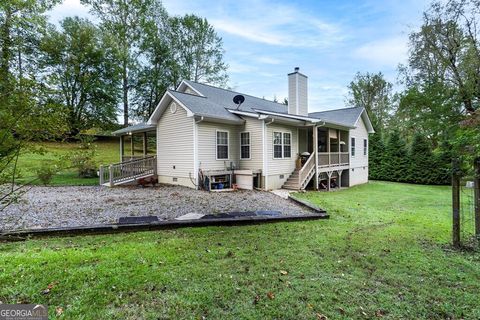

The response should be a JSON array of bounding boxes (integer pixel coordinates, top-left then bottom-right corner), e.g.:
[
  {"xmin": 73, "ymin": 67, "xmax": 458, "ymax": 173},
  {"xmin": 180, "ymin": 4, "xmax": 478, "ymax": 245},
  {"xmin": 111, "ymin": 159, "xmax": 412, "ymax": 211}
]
[{"xmin": 49, "ymin": 0, "xmax": 430, "ymax": 112}]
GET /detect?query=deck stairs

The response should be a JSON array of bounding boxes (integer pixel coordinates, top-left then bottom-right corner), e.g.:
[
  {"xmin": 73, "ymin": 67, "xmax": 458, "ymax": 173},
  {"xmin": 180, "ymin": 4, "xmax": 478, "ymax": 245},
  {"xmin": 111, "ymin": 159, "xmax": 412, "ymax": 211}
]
[{"xmin": 282, "ymin": 152, "xmax": 316, "ymax": 190}]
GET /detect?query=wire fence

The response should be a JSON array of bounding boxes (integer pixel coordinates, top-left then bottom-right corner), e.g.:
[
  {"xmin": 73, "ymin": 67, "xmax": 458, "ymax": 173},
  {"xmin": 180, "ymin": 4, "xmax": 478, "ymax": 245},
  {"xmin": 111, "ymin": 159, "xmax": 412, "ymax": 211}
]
[{"xmin": 460, "ymin": 184, "xmax": 475, "ymax": 242}]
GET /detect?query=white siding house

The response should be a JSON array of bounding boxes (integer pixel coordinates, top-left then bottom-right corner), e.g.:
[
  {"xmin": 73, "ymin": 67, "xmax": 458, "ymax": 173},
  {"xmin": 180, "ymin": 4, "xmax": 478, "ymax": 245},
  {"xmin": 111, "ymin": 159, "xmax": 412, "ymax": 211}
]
[
  {"xmin": 110, "ymin": 68, "xmax": 375, "ymax": 191},
  {"xmin": 157, "ymin": 101, "xmax": 194, "ymax": 188}
]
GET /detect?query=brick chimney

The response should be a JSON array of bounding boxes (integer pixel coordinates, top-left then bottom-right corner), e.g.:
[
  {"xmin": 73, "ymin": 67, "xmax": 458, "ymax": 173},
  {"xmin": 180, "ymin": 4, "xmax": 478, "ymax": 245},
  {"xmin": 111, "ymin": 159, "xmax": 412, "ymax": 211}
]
[{"xmin": 288, "ymin": 67, "xmax": 308, "ymax": 116}]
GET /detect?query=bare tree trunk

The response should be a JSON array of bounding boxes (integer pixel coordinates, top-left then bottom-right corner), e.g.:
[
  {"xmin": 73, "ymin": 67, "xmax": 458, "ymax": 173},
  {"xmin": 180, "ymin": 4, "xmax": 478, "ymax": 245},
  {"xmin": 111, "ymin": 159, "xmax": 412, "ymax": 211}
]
[{"xmin": 122, "ymin": 62, "xmax": 128, "ymax": 126}]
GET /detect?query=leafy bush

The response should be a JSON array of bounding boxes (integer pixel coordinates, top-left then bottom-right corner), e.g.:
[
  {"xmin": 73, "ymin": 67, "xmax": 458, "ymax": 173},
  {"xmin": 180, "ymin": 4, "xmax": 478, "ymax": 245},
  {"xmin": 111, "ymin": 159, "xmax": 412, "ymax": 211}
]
[
  {"xmin": 62, "ymin": 135, "xmax": 98, "ymax": 178},
  {"xmin": 36, "ymin": 163, "xmax": 57, "ymax": 185},
  {"xmin": 70, "ymin": 152, "xmax": 97, "ymax": 178},
  {"xmin": 369, "ymin": 132, "xmax": 452, "ymax": 185}
]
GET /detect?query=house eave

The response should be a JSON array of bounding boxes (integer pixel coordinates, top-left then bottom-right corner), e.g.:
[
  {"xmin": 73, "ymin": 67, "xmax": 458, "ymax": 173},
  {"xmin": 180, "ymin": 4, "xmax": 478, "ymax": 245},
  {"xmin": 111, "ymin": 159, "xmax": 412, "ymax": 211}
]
[{"xmin": 112, "ymin": 124, "xmax": 156, "ymax": 136}]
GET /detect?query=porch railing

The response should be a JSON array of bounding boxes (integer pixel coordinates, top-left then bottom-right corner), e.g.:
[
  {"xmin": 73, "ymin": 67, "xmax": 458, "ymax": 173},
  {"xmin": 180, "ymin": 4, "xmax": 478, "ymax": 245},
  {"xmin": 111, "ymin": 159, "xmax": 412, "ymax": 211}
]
[
  {"xmin": 318, "ymin": 152, "xmax": 349, "ymax": 167},
  {"xmin": 121, "ymin": 155, "xmax": 151, "ymax": 162},
  {"xmin": 99, "ymin": 156, "xmax": 157, "ymax": 186},
  {"xmin": 298, "ymin": 152, "xmax": 316, "ymax": 190}
]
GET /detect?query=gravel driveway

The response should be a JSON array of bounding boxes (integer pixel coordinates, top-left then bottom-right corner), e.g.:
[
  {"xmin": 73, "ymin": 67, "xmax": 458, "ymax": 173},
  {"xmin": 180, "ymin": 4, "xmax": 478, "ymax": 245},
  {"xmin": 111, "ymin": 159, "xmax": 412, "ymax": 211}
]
[{"xmin": 0, "ymin": 184, "xmax": 314, "ymax": 231}]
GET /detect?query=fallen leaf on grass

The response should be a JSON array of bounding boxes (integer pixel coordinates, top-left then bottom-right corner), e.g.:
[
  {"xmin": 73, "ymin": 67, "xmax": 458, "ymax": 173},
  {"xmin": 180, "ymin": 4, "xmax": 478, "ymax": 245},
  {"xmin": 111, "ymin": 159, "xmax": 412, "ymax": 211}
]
[
  {"xmin": 267, "ymin": 292, "xmax": 275, "ymax": 300},
  {"xmin": 55, "ymin": 307, "xmax": 64, "ymax": 316},
  {"xmin": 47, "ymin": 281, "xmax": 58, "ymax": 290},
  {"xmin": 316, "ymin": 313, "xmax": 328, "ymax": 320},
  {"xmin": 375, "ymin": 310, "xmax": 385, "ymax": 317},
  {"xmin": 280, "ymin": 270, "xmax": 288, "ymax": 275}
]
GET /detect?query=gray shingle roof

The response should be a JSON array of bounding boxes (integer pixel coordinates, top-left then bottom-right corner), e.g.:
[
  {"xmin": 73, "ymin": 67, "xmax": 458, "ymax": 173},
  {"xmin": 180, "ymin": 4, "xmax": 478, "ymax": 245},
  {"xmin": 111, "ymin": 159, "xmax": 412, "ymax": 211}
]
[
  {"xmin": 309, "ymin": 107, "xmax": 364, "ymax": 128},
  {"xmin": 112, "ymin": 123, "xmax": 156, "ymax": 136},
  {"xmin": 184, "ymin": 80, "xmax": 288, "ymax": 114},
  {"xmin": 168, "ymin": 90, "xmax": 244, "ymax": 123}
]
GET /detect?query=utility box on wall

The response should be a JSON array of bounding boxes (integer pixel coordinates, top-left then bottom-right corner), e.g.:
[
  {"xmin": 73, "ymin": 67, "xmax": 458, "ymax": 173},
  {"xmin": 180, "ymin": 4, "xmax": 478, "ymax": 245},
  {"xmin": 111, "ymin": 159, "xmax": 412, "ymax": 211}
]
[{"xmin": 235, "ymin": 170, "xmax": 254, "ymax": 190}]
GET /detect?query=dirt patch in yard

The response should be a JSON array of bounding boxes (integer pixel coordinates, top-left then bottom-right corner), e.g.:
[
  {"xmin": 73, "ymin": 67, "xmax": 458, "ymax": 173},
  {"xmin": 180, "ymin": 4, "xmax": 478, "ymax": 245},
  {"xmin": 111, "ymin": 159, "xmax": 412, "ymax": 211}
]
[{"xmin": 0, "ymin": 184, "xmax": 315, "ymax": 231}]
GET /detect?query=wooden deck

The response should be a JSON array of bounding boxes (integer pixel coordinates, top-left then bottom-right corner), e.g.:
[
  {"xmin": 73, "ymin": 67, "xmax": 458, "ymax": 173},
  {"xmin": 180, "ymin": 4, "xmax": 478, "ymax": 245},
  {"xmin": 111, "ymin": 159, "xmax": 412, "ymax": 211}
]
[{"xmin": 99, "ymin": 156, "xmax": 157, "ymax": 187}]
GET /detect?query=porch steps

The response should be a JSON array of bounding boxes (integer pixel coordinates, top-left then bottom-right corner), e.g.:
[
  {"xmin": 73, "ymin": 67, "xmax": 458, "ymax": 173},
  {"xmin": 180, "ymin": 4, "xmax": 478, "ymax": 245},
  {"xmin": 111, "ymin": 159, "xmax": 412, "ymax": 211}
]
[{"xmin": 282, "ymin": 169, "xmax": 300, "ymax": 190}]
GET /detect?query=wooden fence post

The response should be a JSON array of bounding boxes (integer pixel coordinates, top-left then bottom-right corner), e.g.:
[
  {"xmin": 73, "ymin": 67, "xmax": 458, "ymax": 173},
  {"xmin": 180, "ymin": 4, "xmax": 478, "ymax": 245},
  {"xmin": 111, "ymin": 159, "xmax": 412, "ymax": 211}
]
[
  {"xmin": 452, "ymin": 159, "xmax": 461, "ymax": 248},
  {"xmin": 474, "ymin": 157, "xmax": 480, "ymax": 237}
]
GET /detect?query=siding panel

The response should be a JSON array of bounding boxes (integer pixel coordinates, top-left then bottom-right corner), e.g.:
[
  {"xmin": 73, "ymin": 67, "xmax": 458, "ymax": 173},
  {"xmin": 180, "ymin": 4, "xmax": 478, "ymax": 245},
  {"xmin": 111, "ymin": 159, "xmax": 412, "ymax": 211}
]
[
  {"xmin": 197, "ymin": 121, "xmax": 239, "ymax": 170},
  {"xmin": 267, "ymin": 123, "xmax": 298, "ymax": 175},
  {"xmin": 157, "ymin": 102, "xmax": 194, "ymax": 185},
  {"xmin": 238, "ymin": 118, "xmax": 263, "ymax": 171},
  {"xmin": 349, "ymin": 116, "xmax": 369, "ymax": 186}
]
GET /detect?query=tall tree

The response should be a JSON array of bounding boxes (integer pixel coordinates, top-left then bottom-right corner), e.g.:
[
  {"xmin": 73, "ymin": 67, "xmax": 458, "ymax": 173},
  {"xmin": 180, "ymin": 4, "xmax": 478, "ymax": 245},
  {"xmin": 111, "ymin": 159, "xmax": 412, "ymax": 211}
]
[
  {"xmin": 81, "ymin": 0, "xmax": 155, "ymax": 126},
  {"xmin": 346, "ymin": 71, "xmax": 393, "ymax": 131},
  {"xmin": 383, "ymin": 131, "xmax": 409, "ymax": 182},
  {"xmin": 407, "ymin": 133, "xmax": 437, "ymax": 184},
  {"xmin": 403, "ymin": 0, "xmax": 480, "ymax": 158},
  {"xmin": 368, "ymin": 132, "xmax": 386, "ymax": 180},
  {"xmin": 41, "ymin": 17, "xmax": 119, "ymax": 135},
  {"xmin": 166, "ymin": 14, "xmax": 228, "ymax": 88},
  {"xmin": 407, "ymin": 0, "xmax": 480, "ymax": 115},
  {"xmin": 393, "ymin": 81, "xmax": 463, "ymax": 147},
  {"xmin": 0, "ymin": 0, "xmax": 66, "ymax": 208},
  {"xmin": 131, "ymin": 3, "xmax": 170, "ymax": 121}
]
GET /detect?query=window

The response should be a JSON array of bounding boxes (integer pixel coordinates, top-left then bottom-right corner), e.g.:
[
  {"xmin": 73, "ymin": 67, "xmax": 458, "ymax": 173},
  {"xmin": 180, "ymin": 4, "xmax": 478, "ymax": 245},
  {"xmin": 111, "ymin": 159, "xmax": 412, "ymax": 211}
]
[
  {"xmin": 273, "ymin": 132, "xmax": 283, "ymax": 159},
  {"xmin": 283, "ymin": 133, "xmax": 291, "ymax": 158},
  {"xmin": 351, "ymin": 137, "xmax": 356, "ymax": 157},
  {"xmin": 216, "ymin": 131, "xmax": 229, "ymax": 159},
  {"xmin": 363, "ymin": 139, "xmax": 367, "ymax": 156},
  {"xmin": 240, "ymin": 132, "xmax": 250, "ymax": 159},
  {"xmin": 273, "ymin": 131, "xmax": 292, "ymax": 159}
]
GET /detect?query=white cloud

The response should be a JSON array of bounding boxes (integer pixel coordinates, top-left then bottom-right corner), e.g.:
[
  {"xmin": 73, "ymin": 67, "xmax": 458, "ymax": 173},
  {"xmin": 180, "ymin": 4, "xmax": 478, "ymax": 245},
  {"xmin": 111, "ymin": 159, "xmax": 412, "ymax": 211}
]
[
  {"xmin": 210, "ymin": 15, "xmax": 344, "ymax": 48},
  {"xmin": 255, "ymin": 56, "xmax": 282, "ymax": 65},
  {"xmin": 354, "ymin": 36, "xmax": 409, "ymax": 66},
  {"xmin": 48, "ymin": 0, "xmax": 91, "ymax": 24}
]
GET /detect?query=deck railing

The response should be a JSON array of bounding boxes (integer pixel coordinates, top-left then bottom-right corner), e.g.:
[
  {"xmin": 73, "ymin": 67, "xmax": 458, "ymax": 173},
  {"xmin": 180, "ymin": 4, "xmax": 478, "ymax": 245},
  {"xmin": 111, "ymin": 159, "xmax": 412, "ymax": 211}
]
[
  {"xmin": 318, "ymin": 152, "xmax": 349, "ymax": 167},
  {"xmin": 99, "ymin": 156, "xmax": 156, "ymax": 186},
  {"xmin": 298, "ymin": 152, "xmax": 316, "ymax": 190}
]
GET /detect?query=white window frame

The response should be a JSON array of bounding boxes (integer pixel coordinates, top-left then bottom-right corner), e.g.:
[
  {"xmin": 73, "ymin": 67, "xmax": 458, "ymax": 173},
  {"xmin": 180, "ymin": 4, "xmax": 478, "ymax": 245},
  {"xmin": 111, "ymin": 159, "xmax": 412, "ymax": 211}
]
[
  {"xmin": 216, "ymin": 130, "xmax": 229, "ymax": 160},
  {"xmin": 351, "ymin": 136, "xmax": 356, "ymax": 158},
  {"xmin": 283, "ymin": 132, "xmax": 292, "ymax": 158},
  {"xmin": 363, "ymin": 138, "xmax": 367, "ymax": 156},
  {"xmin": 240, "ymin": 131, "xmax": 251, "ymax": 160},
  {"xmin": 273, "ymin": 131, "xmax": 292, "ymax": 159}
]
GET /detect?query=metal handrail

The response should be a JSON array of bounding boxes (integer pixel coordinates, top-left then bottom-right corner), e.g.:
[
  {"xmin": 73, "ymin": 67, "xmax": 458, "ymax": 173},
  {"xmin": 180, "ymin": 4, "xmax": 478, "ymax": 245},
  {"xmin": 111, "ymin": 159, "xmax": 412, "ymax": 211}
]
[{"xmin": 99, "ymin": 156, "xmax": 157, "ymax": 186}]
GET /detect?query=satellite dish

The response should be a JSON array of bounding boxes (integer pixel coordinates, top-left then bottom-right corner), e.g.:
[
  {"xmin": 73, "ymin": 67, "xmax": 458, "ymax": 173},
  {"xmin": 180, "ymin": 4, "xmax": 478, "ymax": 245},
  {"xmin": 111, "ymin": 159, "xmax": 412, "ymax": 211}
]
[{"xmin": 233, "ymin": 95, "xmax": 245, "ymax": 110}]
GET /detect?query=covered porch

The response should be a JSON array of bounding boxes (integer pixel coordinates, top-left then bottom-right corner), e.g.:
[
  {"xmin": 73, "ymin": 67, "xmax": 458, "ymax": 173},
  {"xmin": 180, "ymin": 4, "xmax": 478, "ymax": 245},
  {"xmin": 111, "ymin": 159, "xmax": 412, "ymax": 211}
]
[
  {"xmin": 296, "ymin": 126, "xmax": 350, "ymax": 191},
  {"xmin": 112, "ymin": 123, "xmax": 157, "ymax": 162},
  {"xmin": 99, "ymin": 123, "xmax": 157, "ymax": 187}
]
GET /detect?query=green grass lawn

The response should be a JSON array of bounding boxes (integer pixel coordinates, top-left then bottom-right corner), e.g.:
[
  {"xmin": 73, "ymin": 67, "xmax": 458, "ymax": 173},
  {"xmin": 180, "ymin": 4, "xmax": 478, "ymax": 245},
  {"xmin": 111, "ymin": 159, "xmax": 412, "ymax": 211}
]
[
  {"xmin": 1, "ymin": 181, "xmax": 480, "ymax": 319},
  {"xmin": 16, "ymin": 140, "xmax": 120, "ymax": 186}
]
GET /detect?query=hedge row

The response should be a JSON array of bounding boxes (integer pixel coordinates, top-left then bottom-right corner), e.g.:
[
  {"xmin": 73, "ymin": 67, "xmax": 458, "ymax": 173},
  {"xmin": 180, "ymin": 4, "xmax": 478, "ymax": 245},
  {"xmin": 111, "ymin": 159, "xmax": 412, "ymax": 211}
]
[{"xmin": 369, "ymin": 131, "xmax": 451, "ymax": 185}]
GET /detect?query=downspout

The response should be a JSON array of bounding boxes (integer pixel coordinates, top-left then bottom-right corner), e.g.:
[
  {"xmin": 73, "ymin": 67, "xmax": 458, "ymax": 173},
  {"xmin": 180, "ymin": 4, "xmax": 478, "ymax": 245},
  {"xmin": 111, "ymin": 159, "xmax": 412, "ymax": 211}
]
[
  {"xmin": 263, "ymin": 117, "xmax": 275, "ymax": 190},
  {"xmin": 313, "ymin": 120, "xmax": 325, "ymax": 190},
  {"xmin": 193, "ymin": 116, "xmax": 204, "ymax": 189}
]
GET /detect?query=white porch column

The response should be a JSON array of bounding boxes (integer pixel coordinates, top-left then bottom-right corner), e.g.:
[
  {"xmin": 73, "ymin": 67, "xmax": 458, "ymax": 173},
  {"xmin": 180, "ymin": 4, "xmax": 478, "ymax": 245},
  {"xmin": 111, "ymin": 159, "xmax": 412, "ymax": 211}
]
[
  {"xmin": 130, "ymin": 134, "xmax": 134, "ymax": 157},
  {"xmin": 119, "ymin": 135, "xmax": 124, "ymax": 162},
  {"xmin": 142, "ymin": 131, "xmax": 148, "ymax": 156}
]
